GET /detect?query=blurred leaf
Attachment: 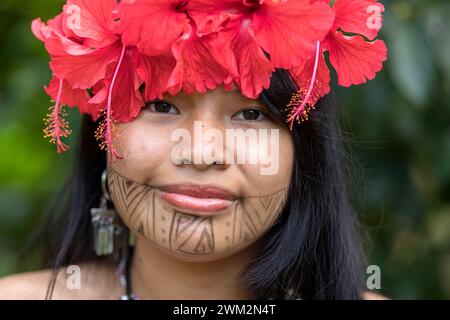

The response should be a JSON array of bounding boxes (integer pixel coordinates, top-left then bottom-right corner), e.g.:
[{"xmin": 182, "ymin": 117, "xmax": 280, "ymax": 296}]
[{"xmin": 385, "ymin": 8, "xmax": 435, "ymax": 107}]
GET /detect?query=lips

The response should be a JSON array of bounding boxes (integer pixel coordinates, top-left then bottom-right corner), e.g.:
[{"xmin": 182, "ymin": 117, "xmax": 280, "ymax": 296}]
[{"xmin": 158, "ymin": 184, "xmax": 237, "ymax": 214}]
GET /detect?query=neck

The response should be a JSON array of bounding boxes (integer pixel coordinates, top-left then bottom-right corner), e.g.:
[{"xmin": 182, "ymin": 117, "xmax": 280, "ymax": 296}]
[{"xmin": 129, "ymin": 234, "xmax": 259, "ymax": 300}]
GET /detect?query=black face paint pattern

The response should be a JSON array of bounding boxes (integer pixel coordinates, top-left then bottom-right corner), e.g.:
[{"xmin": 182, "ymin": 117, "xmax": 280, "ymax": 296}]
[{"xmin": 108, "ymin": 167, "xmax": 289, "ymax": 256}]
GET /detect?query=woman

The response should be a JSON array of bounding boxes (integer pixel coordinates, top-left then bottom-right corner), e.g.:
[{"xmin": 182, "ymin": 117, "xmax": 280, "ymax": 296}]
[{"xmin": 0, "ymin": 0, "xmax": 387, "ymax": 300}]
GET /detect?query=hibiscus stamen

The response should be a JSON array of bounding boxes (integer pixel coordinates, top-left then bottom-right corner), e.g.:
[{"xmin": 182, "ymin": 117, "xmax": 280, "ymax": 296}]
[
  {"xmin": 96, "ymin": 44, "xmax": 126, "ymax": 162},
  {"xmin": 43, "ymin": 78, "xmax": 72, "ymax": 153},
  {"xmin": 288, "ymin": 41, "xmax": 321, "ymax": 130}
]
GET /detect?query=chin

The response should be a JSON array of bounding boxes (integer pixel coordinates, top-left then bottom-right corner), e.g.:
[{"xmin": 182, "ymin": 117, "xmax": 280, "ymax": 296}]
[{"xmin": 143, "ymin": 233, "xmax": 260, "ymax": 263}]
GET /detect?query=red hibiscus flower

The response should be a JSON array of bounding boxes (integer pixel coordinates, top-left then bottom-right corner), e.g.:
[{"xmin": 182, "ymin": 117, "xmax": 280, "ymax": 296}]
[
  {"xmin": 188, "ymin": 0, "xmax": 335, "ymax": 98},
  {"xmin": 115, "ymin": 0, "xmax": 238, "ymax": 98},
  {"xmin": 33, "ymin": 0, "xmax": 145, "ymax": 160},
  {"xmin": 287, "ymin": 0, "xmax": 387, "ymax": 128}
]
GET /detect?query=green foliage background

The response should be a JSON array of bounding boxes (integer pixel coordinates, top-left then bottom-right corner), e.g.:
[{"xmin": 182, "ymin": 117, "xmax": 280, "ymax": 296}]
[{"xmin": 0, "ymin": 0, "xmax": 449, "ymax": 299}]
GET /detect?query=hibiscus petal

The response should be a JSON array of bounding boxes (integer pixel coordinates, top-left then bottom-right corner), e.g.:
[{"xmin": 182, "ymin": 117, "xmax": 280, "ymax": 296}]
[
  {"xmin": 327, "ymin": 31, "xmax": 387, "ymax": 87},
  {"xmin": 252, "ymin": 0, "xmax": 335, "ymax": 68},
  {"xmin": 49, "ymin": 41, "xmax": 122, "ymax": 89},
  {"xmin": 115, "ymin": 0, "xmax": 190, "ymax": 56},
  {"xmin": 63, "ymin": 0, "xmax": 118, "ymax": 48},
  {"xmin": 167, "ymin": 27, "xmax": 238, "ymax": 96},
  {"xmin": 135, "ymin": 53, "xmax": 177, "ymax": 101},
  {"xmin": 31, "ymin": 18, "xmax": 50, "ymax": 42},
  {"xmin": 187, "ymin": 0, "xmax": 238, "ymax": 36},
  {"xmin": 90, "ymin": 48, "xmax": 144, "ymax": 122},
  {"xmin": 45, "ymin": 77, "xmax": 88, "ymax": 109},
  {"xmin": 31, "ymin": 14, "xmax": 73, "ymax": 42},
  {"xmin": 333, "ymin": 0, "xmax": 384, "ymax": 41},
  {"xmin": 44, "ymin": 30, "xmax": 95, "ymax": 56},
  {"xmin": 221, "ymin": 18, "xmax": 274, "ymax": 99}
]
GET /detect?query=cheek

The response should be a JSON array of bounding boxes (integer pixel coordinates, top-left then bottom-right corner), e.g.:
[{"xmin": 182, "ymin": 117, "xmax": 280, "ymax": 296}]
[
  {"xmin": 111, "ymin": 121, "xmax": 173, "ymax": 182},
  {"xmin": 239, "ymin": 129, "xmax": 294, "ymax": 194},
  {"xmin": 232, "ymin": 130, "xmax": 293, "ymax": 235},
  {"xmin": 230, "ymin": 186, "xmax": 289, "ymax": 244}
]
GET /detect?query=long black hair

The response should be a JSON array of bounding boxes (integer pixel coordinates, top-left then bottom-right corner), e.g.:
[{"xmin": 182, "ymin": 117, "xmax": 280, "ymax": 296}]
[{"xmin": 40, "ymin": 68, "xmax": 365, "ymax": 299}]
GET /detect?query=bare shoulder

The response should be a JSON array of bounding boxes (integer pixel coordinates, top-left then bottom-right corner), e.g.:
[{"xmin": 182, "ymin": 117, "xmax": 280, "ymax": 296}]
[
  {"xmin": 363, "ymin": 291, "xmax": 389, "ymax": 300},
  {"xmin": 0, "ymin": 268, "xmax": 52, "ymax": 300},
  {"xmin": 0, "ymin": 261, "xmax": 123, "ymax": 300}
]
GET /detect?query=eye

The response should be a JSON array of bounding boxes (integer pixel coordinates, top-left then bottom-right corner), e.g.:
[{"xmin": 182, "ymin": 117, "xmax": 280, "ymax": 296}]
[
  {"xmin": 145, "ymin": 100, "xmax": 179, "ymax": 114},
  {"xmin": 232, "ymin": 108, "xmax": 268, "ymax": 121}
]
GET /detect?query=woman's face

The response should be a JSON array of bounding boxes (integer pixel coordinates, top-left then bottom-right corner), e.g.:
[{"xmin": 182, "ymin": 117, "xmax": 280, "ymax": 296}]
[{"xmin": 108, "ymin": 84, "xmax": 294, "ymax": 262}]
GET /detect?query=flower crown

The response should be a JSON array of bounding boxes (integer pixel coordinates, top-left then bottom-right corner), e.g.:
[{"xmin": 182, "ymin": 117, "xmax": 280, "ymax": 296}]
[{"xmin": 32, "ymin": 0, "xmax": 387, "ymax": 160}]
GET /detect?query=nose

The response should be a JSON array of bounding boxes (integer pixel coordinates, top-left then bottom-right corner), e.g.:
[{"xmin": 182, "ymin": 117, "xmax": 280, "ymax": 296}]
[
  {"xmin": 175, "ymin": 119, "xmax": 229, "ymax": 171},
  {"xmin": 182, "ymin": 157, "xmax": 225, "ymax": 171},
  {"xmin": 190, "ymin": 138, "xmax": 226, "ymax": 170}
]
